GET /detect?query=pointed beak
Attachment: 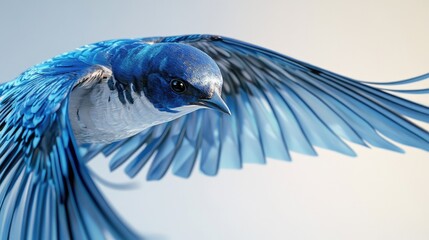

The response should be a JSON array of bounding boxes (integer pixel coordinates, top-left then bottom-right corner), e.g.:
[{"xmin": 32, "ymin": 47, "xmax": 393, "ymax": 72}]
[{"xmin": 194, "ymin": 92, "xmax": 231, "ymax": 115}]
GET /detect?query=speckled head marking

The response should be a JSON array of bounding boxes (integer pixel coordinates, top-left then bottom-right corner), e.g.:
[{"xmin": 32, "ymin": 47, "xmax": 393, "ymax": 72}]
[{"xmin": 141, "ymin": 43, "xmax": 223, "ymax": 112}]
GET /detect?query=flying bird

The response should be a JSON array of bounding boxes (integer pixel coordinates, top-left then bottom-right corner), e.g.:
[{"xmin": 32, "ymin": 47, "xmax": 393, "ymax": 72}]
[{"xmin": 0, "ymin": 34, "xmax": 428, "ymax": 239}]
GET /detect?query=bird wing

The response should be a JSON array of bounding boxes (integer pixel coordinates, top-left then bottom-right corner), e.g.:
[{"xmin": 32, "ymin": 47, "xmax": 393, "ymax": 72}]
[
  {"xmin": 0, "ymin": 54, "xmax": 139, "ymax": 239},
  {"xmin": 83, "ymin": 34, "xmax": 429, "ymax": 181}
]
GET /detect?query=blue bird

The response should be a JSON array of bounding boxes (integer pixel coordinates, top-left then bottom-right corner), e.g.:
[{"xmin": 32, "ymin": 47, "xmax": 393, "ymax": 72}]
[{"xmin": 0, "ymin": 34, "xmax": 428, "ymax": 239}]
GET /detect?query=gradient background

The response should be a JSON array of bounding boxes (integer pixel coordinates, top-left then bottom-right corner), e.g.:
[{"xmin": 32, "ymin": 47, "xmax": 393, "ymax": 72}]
[{"xmin": 1, "ymin": 1, "xmax": 429, "ymax": 239}]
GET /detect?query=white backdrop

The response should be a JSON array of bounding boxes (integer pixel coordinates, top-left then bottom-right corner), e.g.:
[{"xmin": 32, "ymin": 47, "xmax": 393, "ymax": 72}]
[{"xmin": 1, "ymin": 1, "xmax": 428, "ymax": 239}]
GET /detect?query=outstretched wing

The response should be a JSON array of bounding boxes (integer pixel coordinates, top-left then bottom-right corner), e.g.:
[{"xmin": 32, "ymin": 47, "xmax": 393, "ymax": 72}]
[
  {"xmin": 83, "ymin": 34, "xmax": 429, "ymax": 180},
  {"xmin": 0, "ymin": 52, "xmax": 139, "ymax": 239}
]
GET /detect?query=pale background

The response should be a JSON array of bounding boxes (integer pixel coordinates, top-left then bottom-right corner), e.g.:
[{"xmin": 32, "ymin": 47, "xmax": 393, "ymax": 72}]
[{"xmin": 1, "ymin": 1, "xmax": 429, "ymax": 240}]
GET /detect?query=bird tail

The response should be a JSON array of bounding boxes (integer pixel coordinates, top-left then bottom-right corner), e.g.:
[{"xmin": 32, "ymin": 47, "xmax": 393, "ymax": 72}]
[{"xmin": 0, "ymin": 129, "xmax": 141, "ymax": 239}]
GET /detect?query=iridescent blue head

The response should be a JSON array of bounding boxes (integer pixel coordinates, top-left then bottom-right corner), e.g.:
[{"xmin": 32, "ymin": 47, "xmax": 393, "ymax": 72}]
[{"xmin": 141, "ymin": 43, "xmax": 230, "ymax": 114}]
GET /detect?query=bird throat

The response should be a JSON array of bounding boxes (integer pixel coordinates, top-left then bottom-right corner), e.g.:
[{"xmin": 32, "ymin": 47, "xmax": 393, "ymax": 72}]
[{"xmin": 68, "ymin": 78, "xmax": 196, "ymax": 144}]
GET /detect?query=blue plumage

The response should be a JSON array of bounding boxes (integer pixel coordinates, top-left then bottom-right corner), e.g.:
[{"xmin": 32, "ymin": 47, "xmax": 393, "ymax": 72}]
[{"xmin": 0, "ymin": 34, "xmax": 428, "ymax": 239}]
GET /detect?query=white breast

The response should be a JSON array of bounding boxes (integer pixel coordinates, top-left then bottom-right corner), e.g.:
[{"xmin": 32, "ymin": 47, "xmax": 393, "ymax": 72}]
[{"xmin": 68, "ymin": 80, "xmax": 198, "ymax": 144}]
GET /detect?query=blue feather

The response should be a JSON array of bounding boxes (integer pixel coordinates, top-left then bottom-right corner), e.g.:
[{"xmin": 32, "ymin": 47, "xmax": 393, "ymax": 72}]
[
  {"xmin": 1, "ymin": 34, "xmax": 429, "ymax": 239},
  {"xmin": 95, "ymin": 35, "xmax": 429, "ymax": 180},
  {"xmin": 0, "ymin": 51, "xmax": 141, "ymax": 239}
]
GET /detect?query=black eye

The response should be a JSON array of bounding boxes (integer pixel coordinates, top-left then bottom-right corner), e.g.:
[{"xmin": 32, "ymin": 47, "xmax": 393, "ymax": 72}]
[{"xmin": 170, "ymin": 79, "xmax": 186, "ymax": 93}]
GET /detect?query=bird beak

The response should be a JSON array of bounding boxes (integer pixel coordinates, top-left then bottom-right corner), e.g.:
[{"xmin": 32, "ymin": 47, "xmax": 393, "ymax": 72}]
[{"xmin": 194, "ymin": 92, "xmax": 231, "ymax": 115}]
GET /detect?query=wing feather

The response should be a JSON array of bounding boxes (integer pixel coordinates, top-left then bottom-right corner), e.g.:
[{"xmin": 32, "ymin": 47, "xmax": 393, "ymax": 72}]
[
  {"xmin": 82, "ymin": 35, "xmax": 429, "ymax": 181},
  {"xmin": 0, "ymin": 52, "xmax": 140, "ymax": 239}
]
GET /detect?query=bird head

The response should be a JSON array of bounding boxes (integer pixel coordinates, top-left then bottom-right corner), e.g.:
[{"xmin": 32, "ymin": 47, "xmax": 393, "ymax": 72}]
[{"xmin": 141, "ymin": 43, "xmax": 231, "ymax": 115}]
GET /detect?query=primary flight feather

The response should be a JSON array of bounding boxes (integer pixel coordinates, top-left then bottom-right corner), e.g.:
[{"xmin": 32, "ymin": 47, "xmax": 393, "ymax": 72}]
[{"xmin": 0, "ymin": 34, "xmax": 428, "ymax": 239}]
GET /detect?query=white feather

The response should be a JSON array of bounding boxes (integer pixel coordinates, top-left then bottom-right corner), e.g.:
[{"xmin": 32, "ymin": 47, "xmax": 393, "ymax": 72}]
[{"xmin": 69, "ymin": 77, "xmax": 199, "ymax": 144}]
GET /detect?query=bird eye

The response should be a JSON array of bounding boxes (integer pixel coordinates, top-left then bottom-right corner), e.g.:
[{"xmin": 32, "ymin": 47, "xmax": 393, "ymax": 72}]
[{"xmin": 170, "ymin": 79, "xmax": 186, "ymax": 93}]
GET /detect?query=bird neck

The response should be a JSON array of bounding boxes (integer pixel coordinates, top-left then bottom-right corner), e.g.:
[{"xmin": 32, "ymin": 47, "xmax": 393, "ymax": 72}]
[{"xmin": 69, "ymin": 75, "xmax": 196, "ymax": 144}]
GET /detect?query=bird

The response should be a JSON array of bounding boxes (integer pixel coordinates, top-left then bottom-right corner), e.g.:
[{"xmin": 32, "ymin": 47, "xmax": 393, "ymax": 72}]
[{"xmin": 0, "ymin": 34, "xmax": 428, "ymax": 240}]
